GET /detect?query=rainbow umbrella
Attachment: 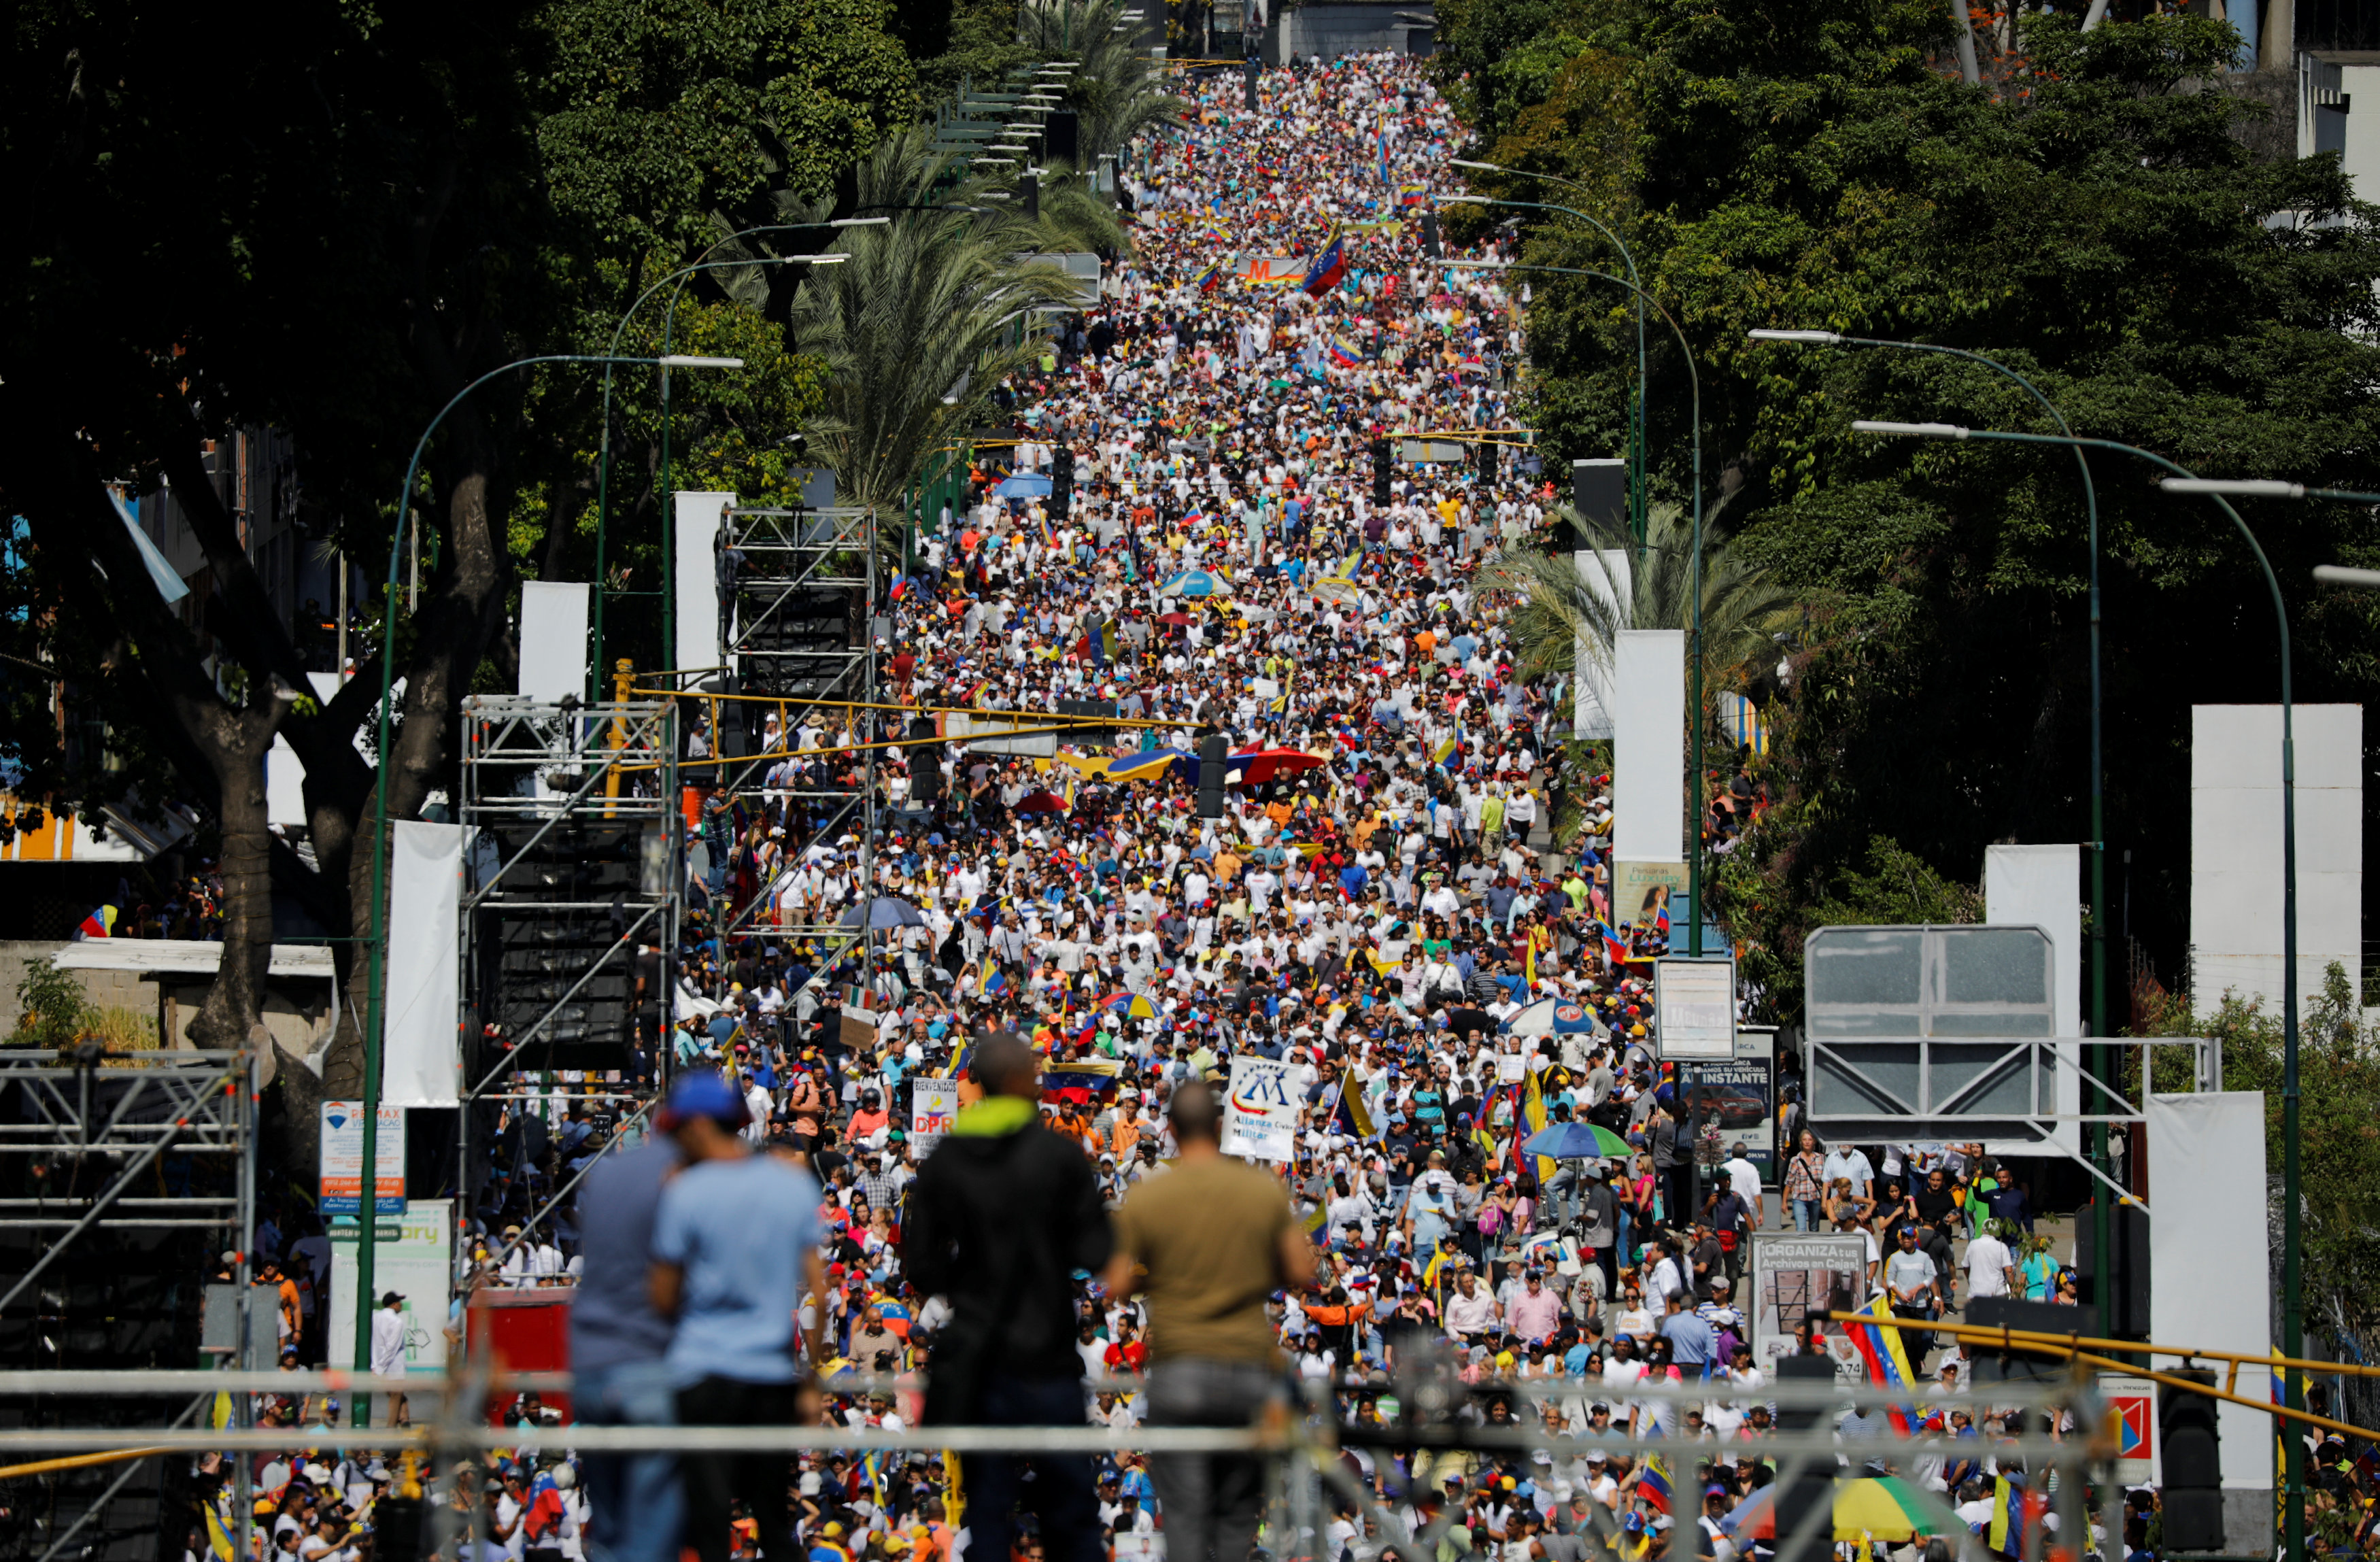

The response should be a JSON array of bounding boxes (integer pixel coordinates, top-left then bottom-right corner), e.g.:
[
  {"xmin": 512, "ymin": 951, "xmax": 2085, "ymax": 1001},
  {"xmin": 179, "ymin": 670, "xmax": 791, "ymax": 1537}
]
[
  {"xmin": 1520, "ymin": 1122, "xmax": 1632, "ymax": 1160},
  {"xmin": 1724, "ymin": 1478, "xmax": 1951, "ymax": 1542},
  {"xmin": 1098, "ymin": 992, "xmax": 1161, "ymax": 1020}
]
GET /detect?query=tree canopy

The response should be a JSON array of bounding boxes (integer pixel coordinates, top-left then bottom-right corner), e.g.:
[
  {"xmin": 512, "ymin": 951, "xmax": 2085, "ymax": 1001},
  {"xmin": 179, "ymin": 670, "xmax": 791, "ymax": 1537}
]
[
  {"xmin": 0, "ymin": 0, "xmax": 1095, "ymax": 1150},
  {"xmin": 1439, "ymin": 0, "xmax": 2380, "ymax": 1014}
]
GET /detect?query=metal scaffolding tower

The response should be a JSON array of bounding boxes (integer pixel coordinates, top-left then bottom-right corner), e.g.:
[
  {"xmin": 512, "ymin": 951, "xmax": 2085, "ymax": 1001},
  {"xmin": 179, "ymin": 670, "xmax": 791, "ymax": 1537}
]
[
  {"xmin": 0, "ymin": 1046, "xmax": 258, "ymax": 1560},
  {"xmin": 454, "ymin": 696, "xmax": 679, "ymax": 1231},
  {"xmin": 705, "ymin": 504, "xmax": 881, "ymax": 957}
]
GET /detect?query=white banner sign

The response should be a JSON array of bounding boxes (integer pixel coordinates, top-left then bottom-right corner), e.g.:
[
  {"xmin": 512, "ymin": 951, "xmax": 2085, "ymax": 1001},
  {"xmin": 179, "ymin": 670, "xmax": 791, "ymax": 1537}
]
[
  {"xmin": 330, "ymin": 1200, "xmax": 453, "ymax": 1376},
  {"xmin": 1654, "ymin": 957, "xmax": 1736, "ymax": 1062},
  {"xmin": 1220, "ymin": 1055, "xmax": 1299, "ymax": 1163},
  {"xmin": 911, "ymin": 1078, "xmax": 960, "ymax": 1153},
  {"xmin": 320, "ymin": 1101, "xmax": 405, "ymax": 1217}
]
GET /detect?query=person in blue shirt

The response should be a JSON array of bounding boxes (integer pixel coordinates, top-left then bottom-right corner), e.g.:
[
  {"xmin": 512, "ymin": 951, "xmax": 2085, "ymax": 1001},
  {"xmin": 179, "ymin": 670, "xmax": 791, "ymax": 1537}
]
[
  {"xmin": 1658, "ymin": 1290, "xmax": 1715, "ymax": 1378},
  {"xmin": 649, "ymin": 1071, "xmax": 825, "ymax": 1562},
  {"xmin": 571, "ymin": 1130, "xmax": 683, "ymax": 1562}
]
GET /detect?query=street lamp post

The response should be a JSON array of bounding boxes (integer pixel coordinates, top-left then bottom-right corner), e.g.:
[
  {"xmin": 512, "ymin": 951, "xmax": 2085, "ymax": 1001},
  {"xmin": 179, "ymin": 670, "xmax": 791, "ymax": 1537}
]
[
  {"xmin": 1448, "ymin": 164, "xmax": 1651, "ymax": 546},
  {"xmin": 1450, "ymin": 256, "xmax": 1707, "ymax": 955},
  {"xmin": 1748, "ymin": 329, "xmax": 2120, "ymax": 1325},
  {"xmin": 588, "ymin": 221, "xmax": 879, "ymax": 698},
  {"xmin": 1860, "ymin": 426, "xmax": 2303, "ymax": 1562},
  {"xmin": 2152, "ymin": 471, "xmax": 2367, "ymax": 1562},
  {"xmin": 356, "ymin": 350, "xmax": 741, "ymax": 1425}
]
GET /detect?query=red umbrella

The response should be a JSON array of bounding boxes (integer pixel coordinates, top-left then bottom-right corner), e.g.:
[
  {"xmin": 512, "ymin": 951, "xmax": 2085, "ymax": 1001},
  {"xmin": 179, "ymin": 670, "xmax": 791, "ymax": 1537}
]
[
  {"xmin": 1157, "ymin": 612, "xmax": 1194, "ymax": 626},
  {"xmin": 1013, "ymin": 790, "xmax": 1070, "ymax": 815},
  {"xmin": 1227, "ymin": 748, "xmax": 1327, "ymax": 787}
]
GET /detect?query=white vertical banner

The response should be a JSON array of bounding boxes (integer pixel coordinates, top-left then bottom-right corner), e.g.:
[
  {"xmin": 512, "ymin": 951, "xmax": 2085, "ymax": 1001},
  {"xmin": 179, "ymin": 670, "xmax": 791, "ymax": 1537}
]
[
  {"xmin": 1570, "ymin": 549, "xmax": 1631, "ymax": 739},
  {"xmin": 2190, "ymin": 704, "xmax": 2362, "ymax": 1024},
  {"xmin": 517, "ymin": 580, "xmax": 591, "ymax": 701},
  {"xmin": 673, "ymin": 490, "xmax": 736, "ymax": 677},
  {"xmin": 1984, "ymin": 843, "xmax": 2081, "ymax": 1155},
  {"xmin": 1612, "ymin": 629, "xmax": 1685, "ymax": 865},
  {"xmin": 1219, "ymin": 1055, "xmax": 1299, "ymax": 1163},
  {"xmin": 2147, "ymin": 1091, "xmax": 2273, "ymax": 1494},
  {"xmin": 911, "ymin": 1078, "xmax": 959, "ymax": 1155},
  {"xmin": 383, "ymin": 819, "xmax": 464, "ymax": 1107}
]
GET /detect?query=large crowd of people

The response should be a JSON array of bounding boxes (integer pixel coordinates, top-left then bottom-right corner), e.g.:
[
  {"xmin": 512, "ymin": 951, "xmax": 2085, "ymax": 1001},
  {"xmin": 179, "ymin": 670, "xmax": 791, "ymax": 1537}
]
[{"xmin": 189, "ymin": 48, "xmax": 2187, "ymax": 1562}]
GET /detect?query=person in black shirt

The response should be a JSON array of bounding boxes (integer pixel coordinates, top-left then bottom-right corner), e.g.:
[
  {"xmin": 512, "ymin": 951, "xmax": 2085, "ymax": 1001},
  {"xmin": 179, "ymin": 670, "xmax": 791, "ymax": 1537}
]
[{"xmin": 1905, "ymin": 1167, "xmax": 1961, "ymax": 1283}]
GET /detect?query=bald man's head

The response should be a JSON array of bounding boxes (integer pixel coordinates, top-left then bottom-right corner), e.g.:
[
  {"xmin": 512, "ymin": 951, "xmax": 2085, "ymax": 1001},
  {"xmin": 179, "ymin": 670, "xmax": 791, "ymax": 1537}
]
[{"xmin": 972, "ymin": 1034, "xmax": 1039, "ymax": 1100}]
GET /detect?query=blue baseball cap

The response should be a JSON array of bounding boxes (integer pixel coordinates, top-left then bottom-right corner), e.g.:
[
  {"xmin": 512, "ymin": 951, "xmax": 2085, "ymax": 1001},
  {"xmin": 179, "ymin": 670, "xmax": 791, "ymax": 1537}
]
[{"xmin": 659, "ymin": 1070, "xmax": 749, "ymax": 1130}]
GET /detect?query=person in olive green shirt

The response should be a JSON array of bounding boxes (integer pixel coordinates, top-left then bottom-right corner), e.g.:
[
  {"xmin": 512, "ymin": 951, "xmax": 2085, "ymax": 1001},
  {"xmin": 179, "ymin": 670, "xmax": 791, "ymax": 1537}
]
[{"xmin": 1102, "ymin": 1083, "xmax": 1315, "ymax": 1562}]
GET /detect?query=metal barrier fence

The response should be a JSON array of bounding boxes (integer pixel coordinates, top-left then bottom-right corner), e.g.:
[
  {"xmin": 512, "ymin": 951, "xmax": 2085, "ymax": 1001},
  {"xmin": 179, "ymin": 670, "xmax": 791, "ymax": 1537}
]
[{"xmin": 0, "ymin": 1365, "xmax": 2117, "ymax": 1562}]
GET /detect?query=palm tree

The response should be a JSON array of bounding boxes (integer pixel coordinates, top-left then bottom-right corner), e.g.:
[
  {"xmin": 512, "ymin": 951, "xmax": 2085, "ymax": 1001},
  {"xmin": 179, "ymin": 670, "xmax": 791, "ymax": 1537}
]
[
  {"xmin": 1473, "ymin": 500, "xmax": 1799, "ymax": 694},
  {"xmin": 778, "ymin": 126, "xmax": 1091, "ymax": 521},
  {"xmin": 1021, "ymin": 0, "xmax": 1185, "ymax": 167}
]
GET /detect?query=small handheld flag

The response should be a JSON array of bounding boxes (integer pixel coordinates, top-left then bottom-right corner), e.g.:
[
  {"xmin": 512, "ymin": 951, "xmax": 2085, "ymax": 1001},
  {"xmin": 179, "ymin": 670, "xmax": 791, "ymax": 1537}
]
[
  {"xmin": 1637, "ymin": 1453, "xmax": 1673, "ymax": 1514},
  {"xmin": 76, "ymin": 905, "xmax": 116, "ymax": 940},
  {"xmin": 1302, "ymin": 231, "xmax": 1348, "ymax": 298}
]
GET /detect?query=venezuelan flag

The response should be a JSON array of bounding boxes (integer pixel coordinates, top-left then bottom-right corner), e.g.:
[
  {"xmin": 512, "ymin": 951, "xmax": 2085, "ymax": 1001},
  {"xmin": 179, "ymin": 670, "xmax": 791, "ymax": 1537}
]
[
  {"xmin": 1595, "ymin": 919, "xmax": 1631, "ymax": 966},
  {"xmin": 1332, "ymin": 1079, "xmax": 1376, "ymax": 1140},
  {"xmin": 1523, "ymin": 1066, "xmax": 1552, "ymax": 1185},
  {"xmin": 1195, "ymin": 258, "xmax": 1225, "ymax": 293},
  {"xmin": 1988, "ymin": 1474, "xmax": 2031, "ymax": 1557},
  {"xmin": 1845, "ymin": 1292, "xmax": 1921, "ymax": 1435},
  {"xmin": 1327, "ymin": 336, "xmax": 1362, "ymax": 368},
  {"xmin": 76, "ymin": 904, "xmax": 115, "ymax": 940},
  {"xmin": 1637, "ymin": 1453, "xmax": 1673, "ymax": 1514},
  {"xmin": 1302, "ymin": 230, "xmax": 1348, "ymax": 298}
]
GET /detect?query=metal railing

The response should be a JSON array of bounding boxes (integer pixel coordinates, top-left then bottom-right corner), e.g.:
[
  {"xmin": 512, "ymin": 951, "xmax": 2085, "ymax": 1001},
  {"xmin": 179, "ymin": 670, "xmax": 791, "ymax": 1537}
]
[{"xmin": 0, "ymin": 1363, "xmax": 2119, "ymax": 1562}]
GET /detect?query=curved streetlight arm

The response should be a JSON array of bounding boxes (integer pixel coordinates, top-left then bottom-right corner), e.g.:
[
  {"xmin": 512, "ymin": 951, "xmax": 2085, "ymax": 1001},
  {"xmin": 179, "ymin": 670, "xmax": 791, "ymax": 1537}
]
[
  {"xmin": 1858, "ymin": 419, "xmax": 2302, "ymax": 1561},
  {"xmin": 356, "ymin": 350, "xmax": 737, "ymax": 1426},
  {"xmin": 1435, "ymin": 192, "xmax": 1637, "ymax": 288},
  {"xmin": 591, "ymin": 239, "xmax": 851, "ymax": 697},
  {"xmin": 1443, "ymin": 182, "xmax": 1650, "ymax": 543},
  {"xmin": 1754, "ymin": 330, "xmax": 2118, "ymax": 1305}
]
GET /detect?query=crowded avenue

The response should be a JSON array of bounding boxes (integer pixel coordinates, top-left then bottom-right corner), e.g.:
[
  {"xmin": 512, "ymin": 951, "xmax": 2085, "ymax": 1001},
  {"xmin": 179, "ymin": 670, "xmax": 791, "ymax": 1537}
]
[{"xmin": 194, "ymin": 49, "xmax": 2110, "ymax": 1562}]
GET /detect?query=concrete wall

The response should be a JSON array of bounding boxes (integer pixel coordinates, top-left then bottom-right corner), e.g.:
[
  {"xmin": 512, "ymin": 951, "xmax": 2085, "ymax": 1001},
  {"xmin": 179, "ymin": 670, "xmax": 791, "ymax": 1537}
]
[
  {"xmin": 1280, "ymin": 2, "xmax": 1433, "ymax": 61},
  {"xmin": 1, "ymin": 940, "xmax": 330, "ymax": 1053},
  {"xmin": 2190, "ymin": 704, "xmax": 2364, "ymax": 1023},
  {"xmin": 0, "ymin": 940, "xmax": 152, "ymax": 1036}
]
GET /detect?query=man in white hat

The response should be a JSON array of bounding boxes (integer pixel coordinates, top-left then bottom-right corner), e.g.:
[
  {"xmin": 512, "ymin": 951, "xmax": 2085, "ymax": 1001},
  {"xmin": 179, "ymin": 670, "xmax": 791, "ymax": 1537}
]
[{"xmin": 369, "ymin": 1291, "xmax": 409, "ymax": 1427}]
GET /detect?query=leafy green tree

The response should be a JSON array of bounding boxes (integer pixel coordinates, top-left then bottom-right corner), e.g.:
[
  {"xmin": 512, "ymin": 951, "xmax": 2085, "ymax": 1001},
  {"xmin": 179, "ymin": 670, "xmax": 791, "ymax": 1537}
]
[
  {"xmin": 1023, "ymin": 0, "xmax": 1186, "ymax": 165},
  {"xmin": 536, "ymin": 0, "xmax": 920, "ymax": 261},
  {"xmin": 1438, "ymin": 0, "xmax": 2380, "ymax": 981},
  {"xmin": 788, "ymin": 129, "xmax": 1104, "ymax": 520},
  {"xmin": 1473, "ymin": 498, "xmax": 1797, "ymax": 687},
  {"xmin": 2, "ymin": 0, "xmax": 566, "ymax": 1107},
  {"xmin": 9, "ymin": 958, "xmax": 92, "ymax": 1049}
]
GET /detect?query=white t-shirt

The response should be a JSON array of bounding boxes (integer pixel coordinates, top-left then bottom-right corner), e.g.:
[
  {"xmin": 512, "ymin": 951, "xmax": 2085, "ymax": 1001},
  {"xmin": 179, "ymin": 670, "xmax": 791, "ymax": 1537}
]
[{"xmin": 1965, "ymin": 1232, "xmax": 2013, "ymax": 1298}]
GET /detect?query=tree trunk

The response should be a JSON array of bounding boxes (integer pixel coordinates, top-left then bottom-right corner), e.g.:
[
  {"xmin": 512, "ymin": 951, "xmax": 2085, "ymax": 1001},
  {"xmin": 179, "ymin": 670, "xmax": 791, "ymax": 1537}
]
[{"xmin": 184, "ymin": 696, "xmax": 290, "ymax": 1052}]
